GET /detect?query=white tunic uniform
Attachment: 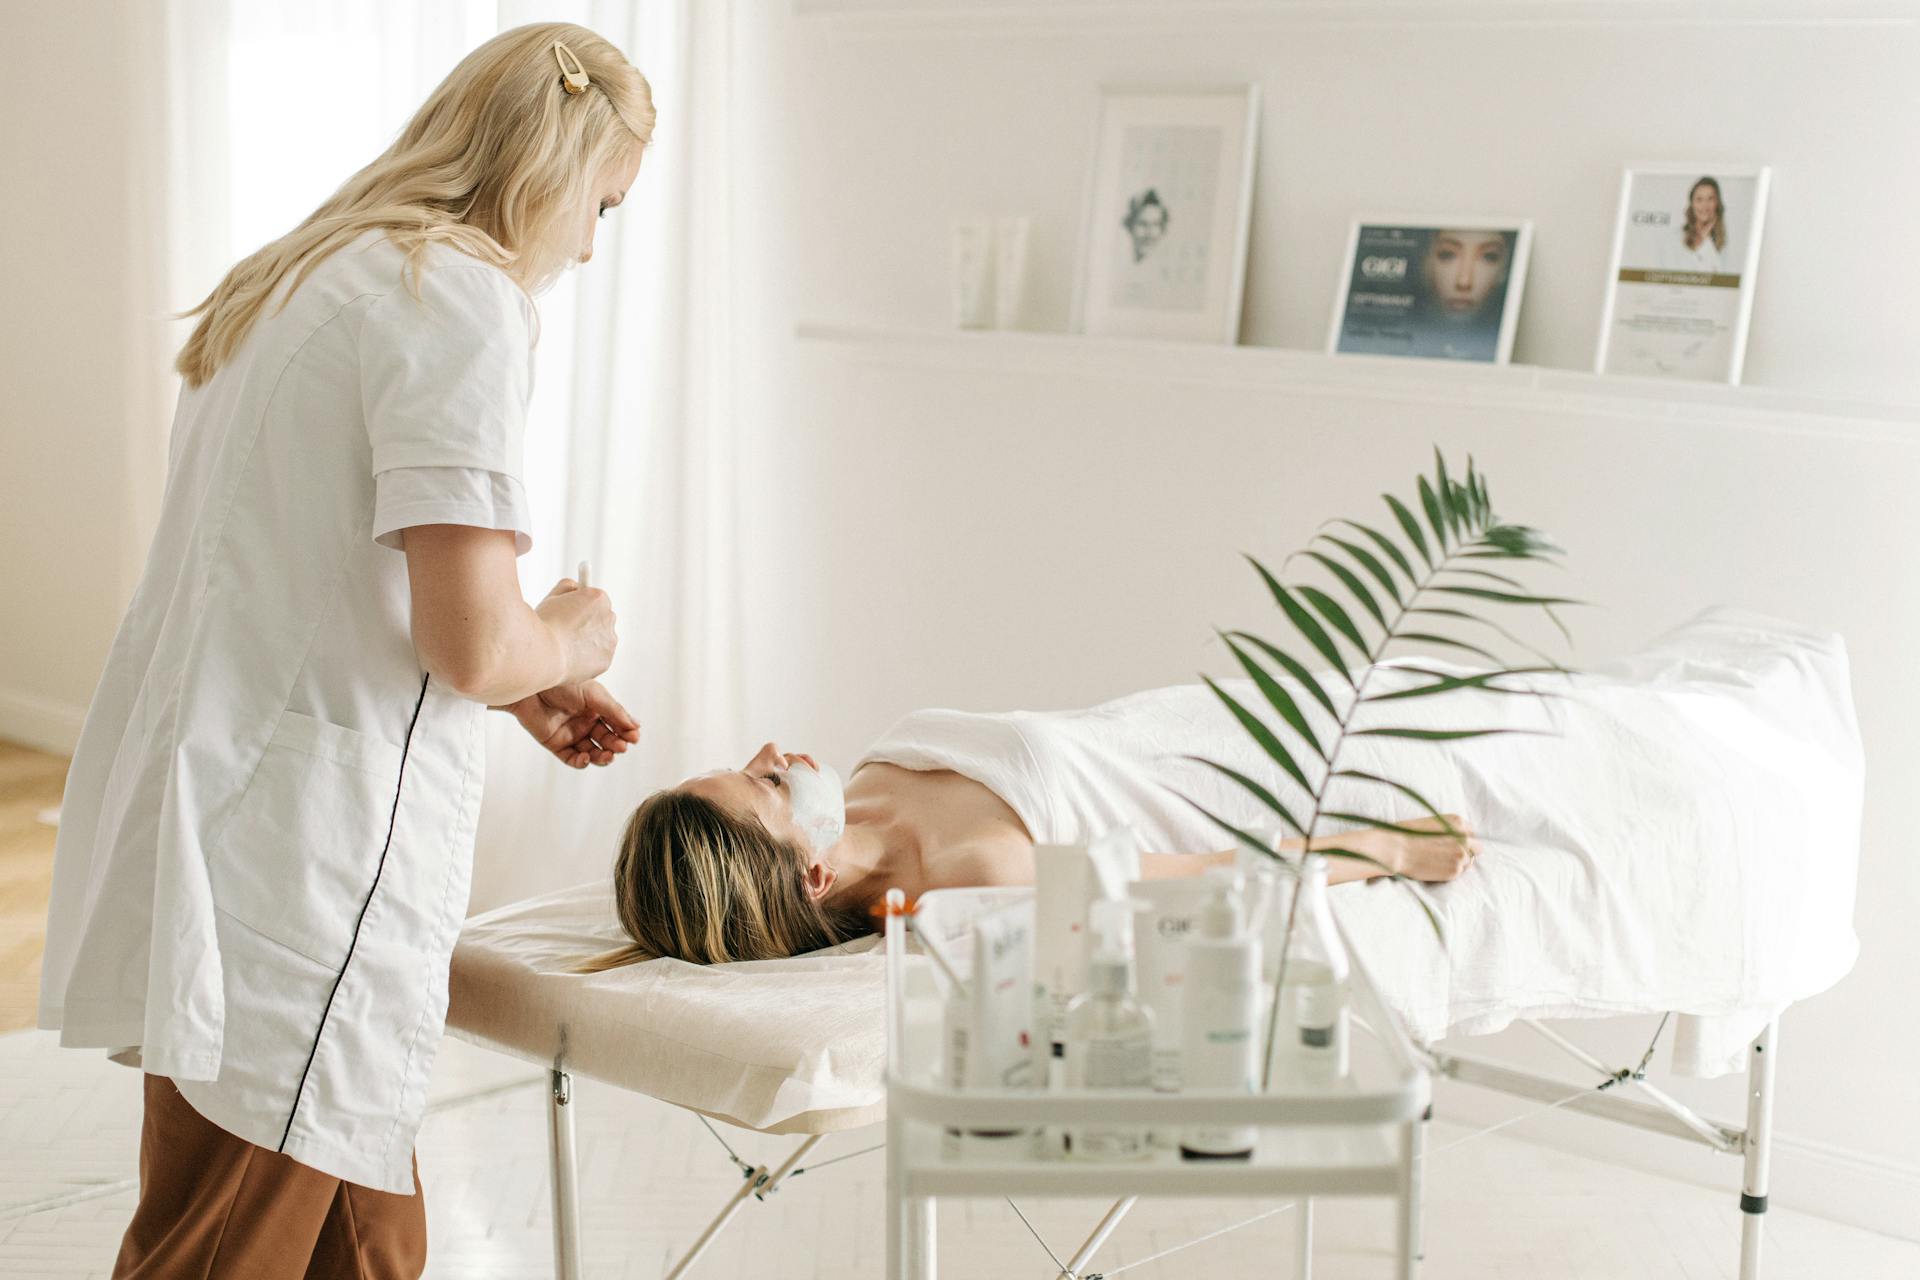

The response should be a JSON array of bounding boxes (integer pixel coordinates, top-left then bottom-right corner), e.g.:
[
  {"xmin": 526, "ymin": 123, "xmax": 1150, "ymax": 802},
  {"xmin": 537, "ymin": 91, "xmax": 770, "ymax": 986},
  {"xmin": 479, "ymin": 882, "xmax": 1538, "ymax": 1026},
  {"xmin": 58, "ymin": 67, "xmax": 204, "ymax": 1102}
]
[{"xmin": 37, "ymin": 230, "xmax": 536, "ymax": 1193}]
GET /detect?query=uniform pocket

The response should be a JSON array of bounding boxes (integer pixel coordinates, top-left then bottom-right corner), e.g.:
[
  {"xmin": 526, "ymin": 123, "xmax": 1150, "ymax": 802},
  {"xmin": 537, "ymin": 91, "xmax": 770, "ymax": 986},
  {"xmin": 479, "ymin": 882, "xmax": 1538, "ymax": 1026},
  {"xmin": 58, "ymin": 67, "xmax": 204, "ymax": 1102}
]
[{"xmin": 210, "ymin": 711, "xmax": 409, "ymax": 968}]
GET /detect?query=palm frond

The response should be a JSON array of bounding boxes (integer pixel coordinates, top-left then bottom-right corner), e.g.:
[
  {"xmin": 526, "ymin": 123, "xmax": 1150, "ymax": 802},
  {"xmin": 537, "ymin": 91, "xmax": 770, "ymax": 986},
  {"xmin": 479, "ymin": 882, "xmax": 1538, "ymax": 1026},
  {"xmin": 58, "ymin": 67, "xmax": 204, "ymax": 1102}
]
[{"xmin": 1183, "ymin": 450, "xmax": 1575, "ymax": 1077}]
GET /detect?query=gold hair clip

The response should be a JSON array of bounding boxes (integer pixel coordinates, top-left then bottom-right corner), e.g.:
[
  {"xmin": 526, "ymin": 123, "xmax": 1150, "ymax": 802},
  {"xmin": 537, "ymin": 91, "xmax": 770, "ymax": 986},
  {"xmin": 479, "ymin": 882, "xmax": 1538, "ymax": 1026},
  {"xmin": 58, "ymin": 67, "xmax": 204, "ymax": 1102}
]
[{"xmin": 553, "ymin": 41, "xmax": 590, "ymax": 95}]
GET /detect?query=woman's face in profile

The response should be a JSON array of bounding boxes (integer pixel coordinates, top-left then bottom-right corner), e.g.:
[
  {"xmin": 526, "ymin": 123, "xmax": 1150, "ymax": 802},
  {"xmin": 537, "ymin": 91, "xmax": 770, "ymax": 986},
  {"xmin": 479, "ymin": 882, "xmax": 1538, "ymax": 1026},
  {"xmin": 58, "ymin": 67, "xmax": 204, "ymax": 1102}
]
[
  {"xmin": 680, "ymin": 742, "xmax": 819, "ymax": 851},
  {"xmin": 1690, "ymin": 183, "xmax": 1720, "ymax": 232},
  {"xmin": 1422, "ymin": 230, "xmax": 1510, "ymax": 318},
  {"xmin": 573, "ymin": 143, "xmax": 646, "ymax": 267}
]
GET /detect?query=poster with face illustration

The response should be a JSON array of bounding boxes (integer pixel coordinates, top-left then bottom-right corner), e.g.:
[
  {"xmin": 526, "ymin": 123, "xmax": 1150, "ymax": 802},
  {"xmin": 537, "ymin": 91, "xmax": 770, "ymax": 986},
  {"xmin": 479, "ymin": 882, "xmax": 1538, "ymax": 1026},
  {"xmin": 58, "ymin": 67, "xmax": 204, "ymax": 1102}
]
[
  {"xmin": 1597, "ymin": 165, "xmax": 1770, "ymax": 384},
  {"xmin": 1075, "ymin": 87, "xmax": 1258, "ymax": 343},
  {"xmin": 1329, "ymin": 219, "xmax": 1533, "ymax": 364}
]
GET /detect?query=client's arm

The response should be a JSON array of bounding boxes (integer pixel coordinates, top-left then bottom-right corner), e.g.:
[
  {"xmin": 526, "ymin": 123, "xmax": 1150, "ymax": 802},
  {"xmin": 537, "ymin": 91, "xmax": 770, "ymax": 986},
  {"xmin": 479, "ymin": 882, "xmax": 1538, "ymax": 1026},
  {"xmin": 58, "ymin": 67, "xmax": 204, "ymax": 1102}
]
[{"xmin": 1140, "ymin": 814, "xmax": 1480, "ymax": 886}]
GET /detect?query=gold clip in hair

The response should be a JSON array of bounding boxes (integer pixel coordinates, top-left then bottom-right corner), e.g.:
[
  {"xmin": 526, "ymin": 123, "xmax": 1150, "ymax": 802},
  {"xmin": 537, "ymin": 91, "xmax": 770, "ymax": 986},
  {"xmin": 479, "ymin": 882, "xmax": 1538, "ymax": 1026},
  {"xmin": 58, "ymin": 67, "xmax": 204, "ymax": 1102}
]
[{"xmin": 553, "ymin": 41, "xmax": 590, "ymax": 95}]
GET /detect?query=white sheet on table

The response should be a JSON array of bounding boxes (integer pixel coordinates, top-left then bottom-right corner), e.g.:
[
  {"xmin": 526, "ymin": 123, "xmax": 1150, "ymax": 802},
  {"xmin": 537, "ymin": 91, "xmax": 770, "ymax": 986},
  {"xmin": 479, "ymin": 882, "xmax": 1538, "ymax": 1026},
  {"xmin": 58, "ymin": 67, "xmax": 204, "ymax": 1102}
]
[
  {"xmin": 446, "ymin": 608, "xmax": 1861, "ymax": 1136},
  {"xmin": 863, "ymin": 605, "xmax": 1862, "ymax": 1076}
]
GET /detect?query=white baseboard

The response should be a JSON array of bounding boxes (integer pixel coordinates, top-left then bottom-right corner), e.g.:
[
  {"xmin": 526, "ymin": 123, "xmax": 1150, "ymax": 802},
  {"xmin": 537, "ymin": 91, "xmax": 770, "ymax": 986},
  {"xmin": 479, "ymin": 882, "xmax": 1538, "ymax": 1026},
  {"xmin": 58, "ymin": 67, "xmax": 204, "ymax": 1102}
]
[
  {"xmin": 0, "ymin": 686, "xmax": 84, "ymax": 756},
  {"xmin": 1432, "ymin": 1076, "xmax": 1920, "ymax": 1245}
]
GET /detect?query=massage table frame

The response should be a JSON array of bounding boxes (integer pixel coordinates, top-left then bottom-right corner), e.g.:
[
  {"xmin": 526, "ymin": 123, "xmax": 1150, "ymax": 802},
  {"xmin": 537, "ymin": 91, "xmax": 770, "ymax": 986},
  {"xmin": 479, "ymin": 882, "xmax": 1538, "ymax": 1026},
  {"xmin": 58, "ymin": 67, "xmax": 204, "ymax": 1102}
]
[{"xmin": 533, "ymin": 910, "xmax": 1781, "ymax": 1280}]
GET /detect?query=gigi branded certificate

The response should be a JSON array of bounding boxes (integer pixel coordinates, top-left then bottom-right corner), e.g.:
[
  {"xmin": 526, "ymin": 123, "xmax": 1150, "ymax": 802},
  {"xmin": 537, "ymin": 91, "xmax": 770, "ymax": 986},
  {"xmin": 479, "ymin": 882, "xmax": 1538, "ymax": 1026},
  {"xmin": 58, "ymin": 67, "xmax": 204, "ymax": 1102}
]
[{"xmin": 1597, "ymin": 165, "xmax": 1771, "ymax": 384}]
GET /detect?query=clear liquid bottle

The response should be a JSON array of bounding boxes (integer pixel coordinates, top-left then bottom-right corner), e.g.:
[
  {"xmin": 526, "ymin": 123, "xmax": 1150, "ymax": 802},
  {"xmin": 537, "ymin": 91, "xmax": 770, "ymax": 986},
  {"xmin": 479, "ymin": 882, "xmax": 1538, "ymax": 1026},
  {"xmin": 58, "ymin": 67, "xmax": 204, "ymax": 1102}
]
[
  {"xmin": 1270, "ymin": 854, "xmax": 1350, "ymax": 1089},
  {"xmin": 1063, "ymin": 897, "xmax": 1154, "ymax": 1160}
]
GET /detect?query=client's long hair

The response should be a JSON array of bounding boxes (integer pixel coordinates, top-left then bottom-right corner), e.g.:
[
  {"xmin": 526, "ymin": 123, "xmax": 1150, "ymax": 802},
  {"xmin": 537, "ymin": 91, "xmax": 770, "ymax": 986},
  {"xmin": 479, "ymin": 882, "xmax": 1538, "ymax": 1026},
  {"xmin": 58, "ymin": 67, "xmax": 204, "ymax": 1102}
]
[{"xmin": 579, "ymin": 790, "xmax": 872, "ymax": 970}]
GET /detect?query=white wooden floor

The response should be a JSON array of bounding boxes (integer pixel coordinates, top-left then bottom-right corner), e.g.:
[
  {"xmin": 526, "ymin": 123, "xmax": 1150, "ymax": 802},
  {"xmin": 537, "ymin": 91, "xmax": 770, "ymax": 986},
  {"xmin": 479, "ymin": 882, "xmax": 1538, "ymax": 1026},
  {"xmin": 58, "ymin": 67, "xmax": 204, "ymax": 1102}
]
[{"xmin": 3, "ymin": 1029, "xmax": 1916, "ymax": 1280}]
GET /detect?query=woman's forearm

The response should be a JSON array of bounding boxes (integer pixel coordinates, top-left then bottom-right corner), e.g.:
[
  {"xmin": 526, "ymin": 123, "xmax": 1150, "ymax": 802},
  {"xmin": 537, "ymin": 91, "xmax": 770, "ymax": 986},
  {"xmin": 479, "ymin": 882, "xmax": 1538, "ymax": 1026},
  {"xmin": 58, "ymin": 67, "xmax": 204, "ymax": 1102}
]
[
  {"xmin": 1137, "ymin": 838, "xmax": 1394, "ymax": 886},
  {"xmin": 1276, "ymin": 833, "xmax": 1395, "ymax": 884}
]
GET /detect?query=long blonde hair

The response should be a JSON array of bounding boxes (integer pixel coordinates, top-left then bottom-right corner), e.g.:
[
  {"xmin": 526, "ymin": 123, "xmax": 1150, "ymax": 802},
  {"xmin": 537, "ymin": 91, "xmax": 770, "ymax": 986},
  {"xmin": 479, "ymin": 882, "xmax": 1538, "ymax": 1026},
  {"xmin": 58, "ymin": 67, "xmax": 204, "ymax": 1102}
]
[
  {"xmin": 579, "ymin": 790, "xmax": 874, "ymax": 971},
  {"xmin": 176, "ymin": 22, "xmax": 655, "ymax": 388}
]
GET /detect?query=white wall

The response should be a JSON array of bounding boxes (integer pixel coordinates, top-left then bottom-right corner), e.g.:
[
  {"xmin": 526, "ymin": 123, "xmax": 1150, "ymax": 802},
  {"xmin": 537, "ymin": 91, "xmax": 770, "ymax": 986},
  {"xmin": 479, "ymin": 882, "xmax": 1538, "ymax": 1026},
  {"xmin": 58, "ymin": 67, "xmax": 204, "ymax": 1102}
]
[
  {"xmin": 724, "ymin": 0, "xmax": 1920, "ymax": 1236},
  {"xmin": 0, "ymin": 2, "xmax": 161, "ymax": 752}
]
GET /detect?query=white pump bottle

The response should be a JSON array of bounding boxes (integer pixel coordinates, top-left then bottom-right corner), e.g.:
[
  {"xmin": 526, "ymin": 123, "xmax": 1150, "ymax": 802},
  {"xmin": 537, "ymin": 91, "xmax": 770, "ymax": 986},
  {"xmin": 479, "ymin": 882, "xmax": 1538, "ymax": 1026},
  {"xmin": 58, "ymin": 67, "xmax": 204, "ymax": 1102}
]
[{"xmin": 1180, "ymin": 869, "xmax": 1260, "ymax": 1160}]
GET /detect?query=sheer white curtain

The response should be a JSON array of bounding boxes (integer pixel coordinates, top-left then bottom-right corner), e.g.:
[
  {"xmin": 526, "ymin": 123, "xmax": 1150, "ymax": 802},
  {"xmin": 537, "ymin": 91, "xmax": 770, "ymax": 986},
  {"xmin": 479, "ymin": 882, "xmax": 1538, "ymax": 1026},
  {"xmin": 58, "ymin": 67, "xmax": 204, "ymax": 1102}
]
[{"xmin": 148, "ymin": 0, "xmax": 742, "ymax": 907}]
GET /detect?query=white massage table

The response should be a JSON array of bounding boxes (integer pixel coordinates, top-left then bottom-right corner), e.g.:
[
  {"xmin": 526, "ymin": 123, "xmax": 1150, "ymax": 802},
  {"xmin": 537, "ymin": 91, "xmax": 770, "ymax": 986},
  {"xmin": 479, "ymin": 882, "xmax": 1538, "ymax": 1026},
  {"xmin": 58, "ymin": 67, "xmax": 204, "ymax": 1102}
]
[{"xmin": 446, "ymin": 610, "xmax": 1862, "ymax": 1279}]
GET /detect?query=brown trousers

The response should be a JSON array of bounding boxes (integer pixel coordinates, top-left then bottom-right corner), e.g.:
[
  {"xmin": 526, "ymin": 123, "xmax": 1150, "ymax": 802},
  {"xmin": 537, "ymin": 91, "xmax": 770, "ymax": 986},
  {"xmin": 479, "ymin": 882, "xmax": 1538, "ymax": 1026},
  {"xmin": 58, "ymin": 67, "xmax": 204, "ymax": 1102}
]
[{"xmin": 112, "ymin": 1074, "xmax": 427, "ymax": 1279}]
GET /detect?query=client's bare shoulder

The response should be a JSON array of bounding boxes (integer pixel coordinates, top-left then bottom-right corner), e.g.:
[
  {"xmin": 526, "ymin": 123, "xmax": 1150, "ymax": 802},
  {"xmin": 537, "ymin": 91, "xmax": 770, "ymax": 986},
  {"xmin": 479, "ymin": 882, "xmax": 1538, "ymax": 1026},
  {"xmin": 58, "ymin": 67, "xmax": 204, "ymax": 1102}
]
[{"xmin": 849, "ymin": 761, "xmax": 1035, "ymax": 893}]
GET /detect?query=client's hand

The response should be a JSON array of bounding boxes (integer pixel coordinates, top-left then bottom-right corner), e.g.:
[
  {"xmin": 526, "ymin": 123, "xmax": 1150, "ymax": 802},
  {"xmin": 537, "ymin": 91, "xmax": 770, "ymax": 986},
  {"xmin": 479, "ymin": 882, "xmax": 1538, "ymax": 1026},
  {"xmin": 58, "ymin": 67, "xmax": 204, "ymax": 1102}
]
[
  {"xmin": 1361, "ymin": 814, "xmax": 1480, "ymax": 883},
  {"xmin": 499, "ymin": 680, "xmax": 642, "ymax": 769}
]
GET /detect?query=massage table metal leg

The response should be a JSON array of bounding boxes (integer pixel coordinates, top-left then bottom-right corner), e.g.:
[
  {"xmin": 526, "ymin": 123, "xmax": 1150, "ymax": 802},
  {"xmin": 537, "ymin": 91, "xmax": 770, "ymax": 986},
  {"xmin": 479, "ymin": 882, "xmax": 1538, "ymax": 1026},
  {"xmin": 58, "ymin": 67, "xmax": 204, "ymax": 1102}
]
[
  {"xmin": 1738, "ymin": 1021, "xmax": 1778, "ymax": 1280},
  {"xmin": 662, "ymin": 1134, "xmax": 827, "ymax": 1280},
  {"xmin": 1060, "ymin": 1196, "xmax": 1135, "ymax": 1278},
  {"xmin": 547, "ymin": 1067, "xmax": 582, "ymax": 1280},
  {"xmin": 1295, "ymin": 1195, "xmax": 1313, "ymax": 1279}
]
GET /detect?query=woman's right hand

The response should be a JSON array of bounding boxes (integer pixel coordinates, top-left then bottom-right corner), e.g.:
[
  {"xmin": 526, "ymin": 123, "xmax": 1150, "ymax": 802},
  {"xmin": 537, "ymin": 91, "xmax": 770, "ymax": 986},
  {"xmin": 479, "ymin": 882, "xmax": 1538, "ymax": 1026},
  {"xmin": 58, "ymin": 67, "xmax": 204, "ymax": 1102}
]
[{"xmin": 536, "ymin": 576, "xmax": 618, "ymax": 684}]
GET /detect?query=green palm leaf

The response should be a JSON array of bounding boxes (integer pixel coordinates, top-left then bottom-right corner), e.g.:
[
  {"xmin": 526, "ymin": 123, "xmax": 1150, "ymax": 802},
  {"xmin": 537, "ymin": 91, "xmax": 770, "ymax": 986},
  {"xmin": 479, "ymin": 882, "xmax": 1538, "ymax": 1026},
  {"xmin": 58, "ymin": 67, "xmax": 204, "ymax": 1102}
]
[
  {"xmin": 1386, "ymin": 631, "xmax": 1506, "ymax": 666},
  {"xmin": 1220, "ymin": 633, "xmax": 1323, "ymax": 758},
  {"xmin": 1317, "ymin": 535, "xmax": 1404, "ymax": 607},
  {"xmin": 1363, "ymin": 668, "xmax": 1564, "ymax": 703},
  {"xmin": 1247, "ymin": 556, "xmax": 1352, "ymax": 685},
  {"xmin": 1383, "ymin": 493, "xmax": 1432, "ymax": 570},
  {"xmin": 1417, "ymin": 475, "xmax": 1450, "ymax": 552},
  {"xmin": 1298, "ymin": 584, "xmax": 1370, "ymax": 656},
  {"xmin": 1304, "ymin": 550, "xmax": 1389, "ymax": 630},
  {"xmin": 1409, "ymin": 605, "xmax": 1568, "ymax": 667},
  {"xmin": 1431, "ymin": 585, "xmax": 1583, "ymax": 608},
  {"xmin": 1329, "ymin": 518, "xmax": 1418, "ymax": 587},
  {"xmin": 1185, "ymin": 797, "xmax": 1288, "ymax": 858},
  {"xmin": 1437, "ymin": 565, "xmax": 1530, "ymax": 589},
  {"xmin": 1304, "ymin": 844, "xmax": 1398, "ymax": 878},
  {"xmin": 1351, "ymin": 726, "xmax": 1521, "ymax": 741},
  {"xmin": 1331, "ymin": 769, "xmax": 1461, "ymax": 835},
  {"xmin": 1434, "ymin": 449, "xmax": 1464, "ymax": 541},
  {"xmin": 1184, "ymin": 756, "xmax": 1305, "ymax": 838},
  {"xmin": 1202, "ymin": 676, "xmax": 1315, "ymax": 795},
  {"xmin": 1188, "ymin": 450, "xmax": 1575, "ymax": 971},
  {"xmin": 1227, "ymin": 631, "xmax": 1339, "ymax": 719}
]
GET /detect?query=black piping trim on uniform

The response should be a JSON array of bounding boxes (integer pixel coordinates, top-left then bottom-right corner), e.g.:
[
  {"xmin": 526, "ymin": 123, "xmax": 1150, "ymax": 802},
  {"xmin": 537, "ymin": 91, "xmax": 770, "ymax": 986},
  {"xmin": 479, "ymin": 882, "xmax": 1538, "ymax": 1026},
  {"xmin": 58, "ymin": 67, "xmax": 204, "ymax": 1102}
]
[{"xmin": 277, "ymin": 672, "xmax": 432, "ymax": 1153}]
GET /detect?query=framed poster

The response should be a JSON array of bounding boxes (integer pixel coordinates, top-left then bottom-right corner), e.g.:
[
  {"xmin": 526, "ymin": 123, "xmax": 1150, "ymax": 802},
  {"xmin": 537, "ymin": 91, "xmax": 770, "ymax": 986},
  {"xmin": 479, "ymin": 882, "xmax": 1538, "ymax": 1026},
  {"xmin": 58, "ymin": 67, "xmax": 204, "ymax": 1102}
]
[
  {"xmin": 1328, "ymin": 217, "xmax": 1533, "ymax": 364},
  {"xmin": 1073, "ymin": 86, "xmax": 1259, "ymax": 344},
  {"xmin": 1596, "ymin": 164, "xmax": 1771, "ymax": 384}
]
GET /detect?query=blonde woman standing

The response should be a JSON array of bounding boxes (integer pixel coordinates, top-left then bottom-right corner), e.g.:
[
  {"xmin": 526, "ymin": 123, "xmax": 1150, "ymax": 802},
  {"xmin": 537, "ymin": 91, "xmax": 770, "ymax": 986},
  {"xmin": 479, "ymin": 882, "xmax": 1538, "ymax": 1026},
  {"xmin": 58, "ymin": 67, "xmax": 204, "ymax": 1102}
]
[{"xmin": 36, "ymin": 25, "xmax": 654, "ymax": 1278}]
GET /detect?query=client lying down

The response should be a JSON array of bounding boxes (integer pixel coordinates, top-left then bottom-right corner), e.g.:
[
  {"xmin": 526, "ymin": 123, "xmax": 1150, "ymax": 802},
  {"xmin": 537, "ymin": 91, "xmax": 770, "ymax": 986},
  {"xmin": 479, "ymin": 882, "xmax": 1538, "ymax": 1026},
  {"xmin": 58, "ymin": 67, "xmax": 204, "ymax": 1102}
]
[{"xmin": 606, "ymin": 681, "xmax": 1479, "ymax": 965}]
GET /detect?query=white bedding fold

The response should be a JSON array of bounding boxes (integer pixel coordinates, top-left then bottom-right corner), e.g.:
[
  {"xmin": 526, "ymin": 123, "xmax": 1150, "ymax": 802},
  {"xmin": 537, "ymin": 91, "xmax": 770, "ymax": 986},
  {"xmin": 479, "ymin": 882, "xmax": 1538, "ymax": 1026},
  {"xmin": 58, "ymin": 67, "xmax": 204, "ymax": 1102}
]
[{"xmin": 446, "ymin": 607, "xmax": 1862, "ymax": 1133}]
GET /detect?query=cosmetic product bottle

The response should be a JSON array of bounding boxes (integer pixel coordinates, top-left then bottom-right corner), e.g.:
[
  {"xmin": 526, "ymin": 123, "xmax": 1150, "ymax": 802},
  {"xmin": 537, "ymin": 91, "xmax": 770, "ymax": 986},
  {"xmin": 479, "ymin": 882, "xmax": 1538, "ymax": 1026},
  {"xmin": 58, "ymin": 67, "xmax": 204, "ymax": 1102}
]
[
  {"xmin": 1132, "ymin": 876, "xmax": 1211, "ymax": 1149},
  {"xmin": 1131, "ymin": 878, "xmax": 1210, "ymax": 1094},
  {"xmin": 1032, "ymin": 844, "xmax": 1093, "ymax": 1156},
  {"xmin": 1063, "ymin": 897, "xmax": 1153, "ymax": 1160},
  {"xmin": 941, "ymin": 901, "xmax": 1034, "ymax": 1148},
  {"xmin": 1180, "ymin": 870, "xmax": 1260, "ymax": 1161},
  {"xmin": 1270, "ymin": 854, "xmax": 1351, "ymax": 1089}
]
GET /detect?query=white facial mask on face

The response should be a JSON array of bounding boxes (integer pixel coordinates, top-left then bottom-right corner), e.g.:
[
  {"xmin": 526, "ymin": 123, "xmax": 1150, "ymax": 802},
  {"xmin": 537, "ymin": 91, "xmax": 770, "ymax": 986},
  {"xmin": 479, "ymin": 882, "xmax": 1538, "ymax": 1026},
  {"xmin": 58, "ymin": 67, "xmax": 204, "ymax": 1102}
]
[{"xmin": 785, "ymin": 761, "xmax": 846, "ymax": 856}]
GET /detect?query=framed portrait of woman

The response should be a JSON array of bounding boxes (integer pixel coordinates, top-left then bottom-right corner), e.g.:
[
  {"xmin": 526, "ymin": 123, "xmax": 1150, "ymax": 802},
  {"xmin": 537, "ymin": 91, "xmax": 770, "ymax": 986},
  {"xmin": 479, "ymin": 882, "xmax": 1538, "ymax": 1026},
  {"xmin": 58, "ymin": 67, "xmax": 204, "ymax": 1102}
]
[
  {"xmin": 1327, "ymin": 217, "xmax": 1534, "ymax": 364},
  {"xmin": 1072, "ymin": 85, "xmax": 1259, "ymax": 344},
  {"xmin": 1596, "ymin": 163, "xmax": 1772, "ymax": 384}
]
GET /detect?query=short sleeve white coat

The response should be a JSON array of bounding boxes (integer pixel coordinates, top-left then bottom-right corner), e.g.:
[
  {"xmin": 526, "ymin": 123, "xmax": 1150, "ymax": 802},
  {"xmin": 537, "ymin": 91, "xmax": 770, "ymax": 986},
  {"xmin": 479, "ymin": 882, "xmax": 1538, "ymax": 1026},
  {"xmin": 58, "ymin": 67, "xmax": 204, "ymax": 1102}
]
[{"xmin": 37, "ymin": 231, "xmax": 535, "ymax": 1193}]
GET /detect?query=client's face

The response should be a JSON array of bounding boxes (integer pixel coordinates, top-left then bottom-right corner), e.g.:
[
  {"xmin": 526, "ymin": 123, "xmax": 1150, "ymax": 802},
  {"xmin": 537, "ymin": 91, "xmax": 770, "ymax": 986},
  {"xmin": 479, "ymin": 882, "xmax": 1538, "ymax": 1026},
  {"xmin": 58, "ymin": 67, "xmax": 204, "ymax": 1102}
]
[{"xmin": 681, "ymin": 742, "xmax": 821, "ymax": 855}]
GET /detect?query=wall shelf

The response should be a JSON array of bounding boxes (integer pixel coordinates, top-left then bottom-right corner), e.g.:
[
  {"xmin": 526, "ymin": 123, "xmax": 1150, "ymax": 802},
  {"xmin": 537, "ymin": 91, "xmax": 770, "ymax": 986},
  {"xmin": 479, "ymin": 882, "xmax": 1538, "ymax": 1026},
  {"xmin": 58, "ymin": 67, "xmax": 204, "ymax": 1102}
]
[
  {"xmin": 794, "ymin": 0, "xmax": 1917, "ymax": 35},
  {"xmin": 795, "ymin": 321, "xmax": 1920, "ymax": 445}
]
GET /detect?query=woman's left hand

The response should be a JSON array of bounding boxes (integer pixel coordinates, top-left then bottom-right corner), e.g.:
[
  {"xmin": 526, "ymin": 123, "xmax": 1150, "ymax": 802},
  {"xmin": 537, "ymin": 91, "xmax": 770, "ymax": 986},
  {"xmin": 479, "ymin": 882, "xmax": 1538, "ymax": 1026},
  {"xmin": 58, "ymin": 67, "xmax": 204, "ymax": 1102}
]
[
  {"xmin": 1364, "ymin": 814, "xmax": 1480, "ymax": 883},
  {"xmin": 499, "ymin": 680, "xmax": 642, "ymax": 768}
]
